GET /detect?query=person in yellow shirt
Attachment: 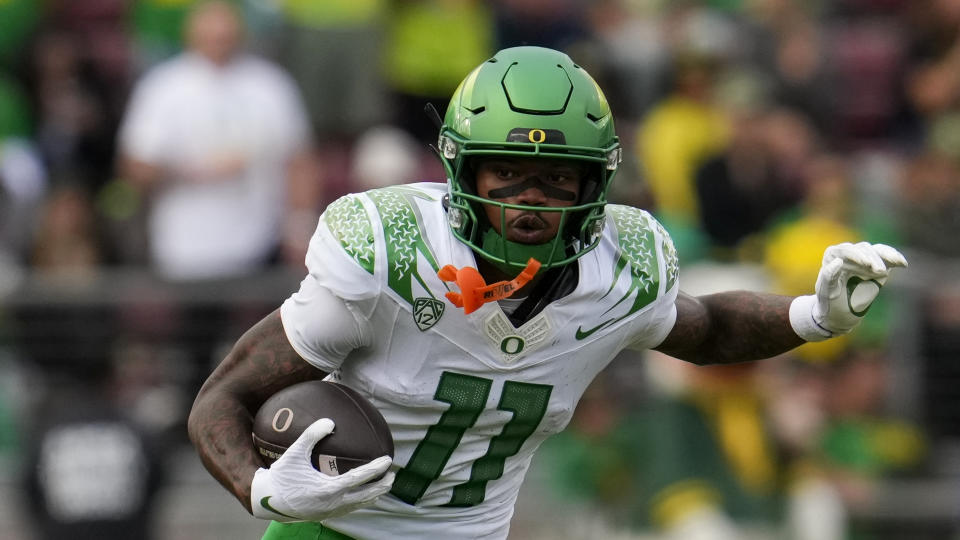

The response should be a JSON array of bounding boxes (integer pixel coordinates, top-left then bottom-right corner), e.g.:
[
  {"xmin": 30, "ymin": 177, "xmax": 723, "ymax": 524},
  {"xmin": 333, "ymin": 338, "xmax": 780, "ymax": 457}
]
[{"xmin": 637, "ymin": 54, "xmax": 730, "ymax": 255}]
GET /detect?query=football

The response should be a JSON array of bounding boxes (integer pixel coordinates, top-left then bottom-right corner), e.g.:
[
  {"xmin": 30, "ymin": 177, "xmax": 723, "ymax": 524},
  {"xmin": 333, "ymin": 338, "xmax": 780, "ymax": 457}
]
[{"xmin": 252, "ymin": 380, "xmax": 394, "ymax": 476}]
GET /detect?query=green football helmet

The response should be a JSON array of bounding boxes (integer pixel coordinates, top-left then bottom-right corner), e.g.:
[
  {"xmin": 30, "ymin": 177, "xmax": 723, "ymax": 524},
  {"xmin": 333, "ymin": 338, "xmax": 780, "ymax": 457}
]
[{"xmin": 439, "ymin": 46, "xmax": 622, "ymax": 273}]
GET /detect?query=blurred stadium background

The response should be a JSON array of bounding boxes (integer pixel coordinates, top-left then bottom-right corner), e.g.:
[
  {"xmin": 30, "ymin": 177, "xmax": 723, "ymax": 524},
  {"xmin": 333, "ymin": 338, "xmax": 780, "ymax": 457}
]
[{"xmin": 0, "ymin": 0, "xmax": 959, "ymax": 539}]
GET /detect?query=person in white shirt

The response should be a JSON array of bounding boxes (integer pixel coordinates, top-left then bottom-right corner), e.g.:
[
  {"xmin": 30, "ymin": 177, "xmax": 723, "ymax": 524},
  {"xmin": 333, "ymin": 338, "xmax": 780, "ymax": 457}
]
[
  {"xmin": 118, "ymin": 0, "xmax": 320, "ymax": 280},
  {"xmin": 187, "ymin": 46, "xmax": 906, "ymax": 540}
]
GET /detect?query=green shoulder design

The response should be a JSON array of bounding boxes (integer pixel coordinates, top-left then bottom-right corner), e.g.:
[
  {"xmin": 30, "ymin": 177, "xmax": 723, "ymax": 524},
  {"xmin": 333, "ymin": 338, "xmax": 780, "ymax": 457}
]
[
  {"xmin": 366, "ymin": 186, "xmax": 444, "ymax": 306},
  {"xmin": 605, "ymin": 205, "xmax": 677, "ymax": 312},
  {"xmin": 324, "ymin": 195, "xmax": 376, "ymax": 274}
]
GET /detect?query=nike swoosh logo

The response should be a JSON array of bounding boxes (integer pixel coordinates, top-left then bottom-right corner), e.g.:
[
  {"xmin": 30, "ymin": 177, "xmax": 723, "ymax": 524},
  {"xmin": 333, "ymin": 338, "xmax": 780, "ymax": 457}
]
[
  {"xmin": 575, "ymin": 318, "xmax": 617, "ymax": 340},
  {"xmin": 260, "ymin": 496, "xmax": 298, "ymax": 519}
]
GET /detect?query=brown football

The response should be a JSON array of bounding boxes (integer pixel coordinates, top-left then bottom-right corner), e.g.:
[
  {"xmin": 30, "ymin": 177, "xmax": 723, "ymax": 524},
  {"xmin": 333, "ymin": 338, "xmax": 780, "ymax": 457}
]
[{"xmin": 252, "ymin": 380, "xmax": 394, "ymax": 476}]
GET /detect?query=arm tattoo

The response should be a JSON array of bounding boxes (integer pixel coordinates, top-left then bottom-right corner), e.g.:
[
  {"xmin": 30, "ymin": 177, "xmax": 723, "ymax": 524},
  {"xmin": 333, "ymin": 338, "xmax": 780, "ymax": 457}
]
[
  {"xmin": 187, "ymin": 309, "xmax": 326, "ymax": 512},
  {"xmin": 656, "ymin": 291, "xmax": 804, "ymax": 365}
]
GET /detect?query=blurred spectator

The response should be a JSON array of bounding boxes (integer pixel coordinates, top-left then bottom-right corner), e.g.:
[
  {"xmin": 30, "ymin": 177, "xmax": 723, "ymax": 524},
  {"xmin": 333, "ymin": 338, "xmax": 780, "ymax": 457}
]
[
  {"xmin": 830, "ymin": 16, "xmax": 907, "ymax": 147},
  {"xmin": 902, "ymin": 0, "xmax": 960, "ymax": 152},
  {"xmin": 117, "ymin": 0, "xmax": 321, "ymax": 280},
  {"xmin": 510, "ymin": 367, "xmax": 646, "ymax": 539},
  {"xmin": 896, "ymin": 150, "xmax": 960, "ymax": 258},
  {"xmin": 274, "ymin": 0, "xmax": 389, "ymax": 142},
  {"xmin": 0, "ymin": 140, "xmax": 46, "ymax": 266},
  {"xmin": 43, "ymin": 0, "xmax": 132, "ymax": 106},
  {"xmin": 14, "ymin": 182, "xmax": 116, "ymax": 379},
  {"xmin": 628, "ymin": 353, "xmax": 845, "ymax": 540},
  {"xmin": 129, "ymin": 0, "xmax": 204, "ymax": 70},
  {"xmin": 919, "ymin": 282, "xmax": 960, "ymax": 442},
  {"xmin": 268, "ymin": 0, "xmax": 391, "ymax": 207},
  {"xmin": 534, "ymin": 374, "xmax": 640, "ymax": 523},
  {"xmin": 21, "ymin": 358, "xmax": 166, "ymax": 540},
  {"xmin": 631, "ymin": 1, "xmax": 748, "ymax": 242},
  {"xmin": 0, "ymin": 74, "xmax": 47, "ymax": 266},
  {"xmin": 746, "ymin": 2, "xmax": 907, "ymax": 146},
  {"xmin": 383, "ymin": 0, "xmax": 494, "ymax": 146},
  {"xmin": 636, "ymin": 52, "xmax": 730, "ymax": 259},
  {"xmin": 20, "ymin": 27, "xmax": 119, "ymax": 192},
  {"xmin": 759, "ymin": 15, "xmax": 836, "ymax": 139},
  {"xmin": 816, "ymin": 347, "xmax": 926, "ymax": 515},
  {"xmin": 30, "ymin": 184, "xmax": 107, "ymax": 277},
  {"xmin": 494, "ymin": 0, "xmax": 593, "ymax": 52},
  {"xmin": 584, "ymin": 0, "xmax": 670, "ymax": 122},
  {"xmin": 905, "ymin": 0, "xmax": 960, "ymax": 117},
  {"xmin": 694, "ymin": 107, "xmax": 814, "ymax": 259}
]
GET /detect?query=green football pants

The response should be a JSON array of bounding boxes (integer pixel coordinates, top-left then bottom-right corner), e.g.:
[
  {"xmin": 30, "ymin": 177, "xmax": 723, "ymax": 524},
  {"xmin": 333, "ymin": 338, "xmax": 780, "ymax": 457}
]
[{"xmin": 262, "ymin": 521, "xmax": 356, "ymax": 540}]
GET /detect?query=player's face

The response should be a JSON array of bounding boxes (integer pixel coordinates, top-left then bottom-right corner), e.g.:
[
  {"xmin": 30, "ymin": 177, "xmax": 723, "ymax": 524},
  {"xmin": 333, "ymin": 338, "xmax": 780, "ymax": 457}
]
[{"xmin": 474, "ymin": 158, "xmax": 583, "ymax": 244}]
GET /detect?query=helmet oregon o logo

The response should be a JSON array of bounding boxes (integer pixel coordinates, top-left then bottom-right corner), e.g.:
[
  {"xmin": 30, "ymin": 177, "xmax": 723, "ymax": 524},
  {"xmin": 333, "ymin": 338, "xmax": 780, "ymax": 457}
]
[
  {"xmin": 507, "ymin": 128, "xmax": 566, "ymax": 144},
  {"xmin": 500, "ymin": 336, "xmax": 525, "ymax": 355}
]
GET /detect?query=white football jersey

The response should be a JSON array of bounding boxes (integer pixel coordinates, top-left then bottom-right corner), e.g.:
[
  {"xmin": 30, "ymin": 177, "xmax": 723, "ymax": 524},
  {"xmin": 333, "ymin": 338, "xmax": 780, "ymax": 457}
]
[{"xmin": 280, "ymin": 182, "xmax": 679, "ymax": 539}]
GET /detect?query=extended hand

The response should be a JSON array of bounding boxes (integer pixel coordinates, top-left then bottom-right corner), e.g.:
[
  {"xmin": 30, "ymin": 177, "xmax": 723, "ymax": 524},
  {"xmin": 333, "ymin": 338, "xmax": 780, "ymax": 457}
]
[
  {"xmin": 790, "ymin": 242, "xmax": 907, "ymax": 341},
  {"xmin": 250, "ymin": 418, "xmax": 394, "ymax": 522}
]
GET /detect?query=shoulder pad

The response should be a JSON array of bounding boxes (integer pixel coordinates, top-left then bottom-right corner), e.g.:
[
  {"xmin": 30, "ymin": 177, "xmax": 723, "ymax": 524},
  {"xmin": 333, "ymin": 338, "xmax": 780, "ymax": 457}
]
[
  {"xmin": 606, "ymin": 205, "xmax": 679, "ymax": 305},
  {"xmin": 365, "ymin": 186, "xmax": 444, "ymax": 305},
  {"xmin": 324, "ymin": 194, "xmax": 376, "ymax": 274}
]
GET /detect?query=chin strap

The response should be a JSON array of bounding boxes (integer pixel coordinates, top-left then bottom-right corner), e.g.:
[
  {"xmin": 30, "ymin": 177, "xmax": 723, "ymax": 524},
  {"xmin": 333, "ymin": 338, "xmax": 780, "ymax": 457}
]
[{"xmin": 438, "ymin": 258, "xmax": 541, "ymax": 314}]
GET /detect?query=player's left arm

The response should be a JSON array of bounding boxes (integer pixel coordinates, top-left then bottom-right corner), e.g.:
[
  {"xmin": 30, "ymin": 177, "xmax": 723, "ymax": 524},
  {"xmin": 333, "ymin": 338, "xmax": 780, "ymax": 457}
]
[
  {"xmin": 655, "ymin": 242, "xmax": 907, "ymax": 365},
  {"xmin": 655, "ymin": 290, "xmax": 801, "ymax": 364}
]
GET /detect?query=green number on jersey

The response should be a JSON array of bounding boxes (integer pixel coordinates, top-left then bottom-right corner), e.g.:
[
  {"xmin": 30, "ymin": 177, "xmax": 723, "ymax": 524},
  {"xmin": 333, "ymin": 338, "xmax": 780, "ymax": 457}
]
[
  {"xmin": 390, "ymin": 372, "xmax": 553, "ymax": 507},
  {"xmin": 390, "ymin": 372, "xmax": 491, "ymax": 505}
]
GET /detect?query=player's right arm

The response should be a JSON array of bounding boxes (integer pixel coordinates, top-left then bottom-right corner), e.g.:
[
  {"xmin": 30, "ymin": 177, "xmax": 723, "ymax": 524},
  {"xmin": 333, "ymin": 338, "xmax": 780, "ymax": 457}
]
[
  {"xmin": 189, "ymin": 276, "xmax": 393, "ymax": 522},
  {"xmin": 190, "ymin": 191, "xmax": 399, "ymax": 519},
  {"xmin": 187, "ymin": 308, "xmax": 325, "ymax": 512}
]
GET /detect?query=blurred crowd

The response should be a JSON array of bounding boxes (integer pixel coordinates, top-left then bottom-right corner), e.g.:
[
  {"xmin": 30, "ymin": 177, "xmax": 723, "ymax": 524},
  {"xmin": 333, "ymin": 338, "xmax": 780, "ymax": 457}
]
[
  {"xmin": 1, "ymin": 0, "xmax": 960, "ymax": 539},
  {"xmin": 3, "ymin": 1, "xmax": 960, "ymax": 280}
]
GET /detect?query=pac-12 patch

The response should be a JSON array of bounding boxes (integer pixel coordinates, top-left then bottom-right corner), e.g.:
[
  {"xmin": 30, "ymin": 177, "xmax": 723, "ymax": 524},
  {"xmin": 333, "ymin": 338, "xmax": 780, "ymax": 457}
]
[{"xmin": 413, "ymin": 297, "xmax": 445, "ymax": 331}]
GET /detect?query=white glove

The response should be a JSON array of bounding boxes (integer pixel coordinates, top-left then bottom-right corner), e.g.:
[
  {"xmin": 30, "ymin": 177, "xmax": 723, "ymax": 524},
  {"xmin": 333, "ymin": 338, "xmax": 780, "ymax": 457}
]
[
  {"xmin": 790, "ymin": 242, "xmax": 907, "ymax": 342},
  {"xmin": 250, "ymin": 418, "xmax": 394, "ymax": 522}
]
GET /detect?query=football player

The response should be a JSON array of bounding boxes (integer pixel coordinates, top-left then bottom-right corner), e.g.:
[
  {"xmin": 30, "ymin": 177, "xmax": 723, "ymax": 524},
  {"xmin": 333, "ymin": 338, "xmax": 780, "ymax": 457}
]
[{"xmin": 188, "ymin": 46, "xmax": 906, "ymax": 540}]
